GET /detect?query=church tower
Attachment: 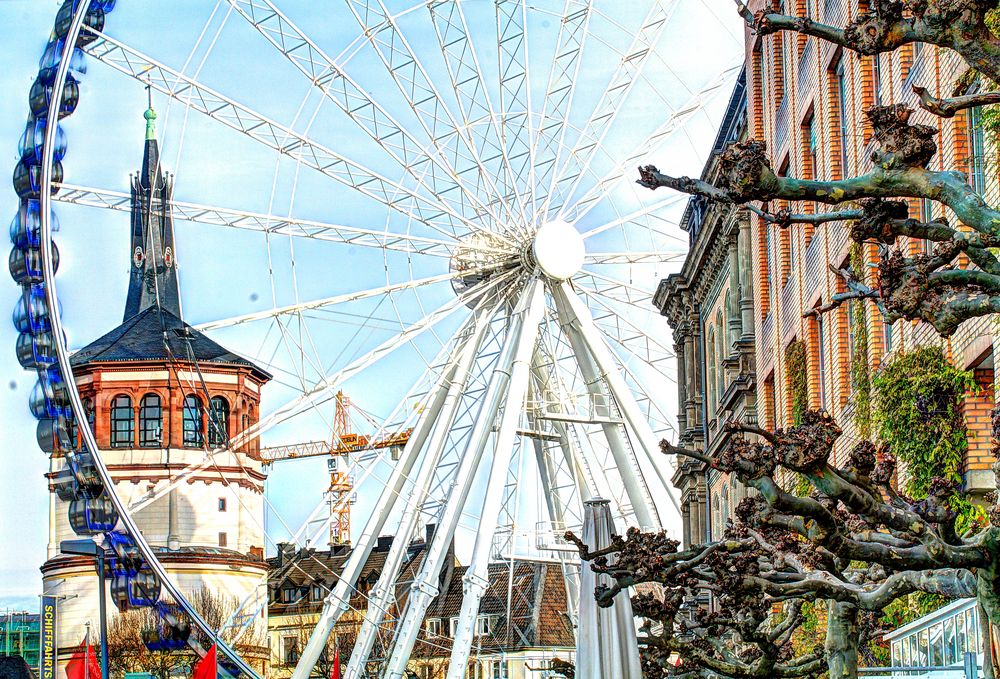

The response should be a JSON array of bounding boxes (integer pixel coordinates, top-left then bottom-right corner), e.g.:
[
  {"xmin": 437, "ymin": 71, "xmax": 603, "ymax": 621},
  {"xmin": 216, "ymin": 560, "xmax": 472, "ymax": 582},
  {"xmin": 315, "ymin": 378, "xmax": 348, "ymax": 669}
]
[{"xmin": 41, "ymin": 106, "xmax": 271, "ymax": 676}]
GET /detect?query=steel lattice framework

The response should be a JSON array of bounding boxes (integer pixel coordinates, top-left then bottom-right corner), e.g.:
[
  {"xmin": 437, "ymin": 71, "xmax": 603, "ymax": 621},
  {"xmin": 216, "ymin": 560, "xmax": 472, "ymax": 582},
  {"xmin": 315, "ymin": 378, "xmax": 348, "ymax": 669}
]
[{"xmin": 16, "ymin": 1, "xmax": 740, "ymax": 677}]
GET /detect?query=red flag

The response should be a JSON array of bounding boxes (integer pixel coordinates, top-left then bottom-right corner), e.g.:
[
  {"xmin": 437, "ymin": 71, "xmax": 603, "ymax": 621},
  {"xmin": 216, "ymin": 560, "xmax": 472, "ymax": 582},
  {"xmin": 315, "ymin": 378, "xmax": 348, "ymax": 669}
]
[
  {"xmin": 65, "ymin": 636, "xmax": 101, "ymax": 679},
  {"xmin": 191, "ymin": 644, "xmax": 218, "ymax": 679},
  {"xmin": 331, "ymin": 646, "xmax": 341, "ymax": 679}
]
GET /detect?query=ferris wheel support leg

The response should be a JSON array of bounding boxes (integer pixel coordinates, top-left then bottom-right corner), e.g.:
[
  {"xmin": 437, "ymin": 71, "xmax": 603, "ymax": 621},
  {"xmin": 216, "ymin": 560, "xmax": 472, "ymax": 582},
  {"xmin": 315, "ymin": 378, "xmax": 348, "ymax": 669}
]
[
  {"xmin": 290, "ymin": 309, "xmax": 492, "ymax": 679},
  {"xmin": 341, "ymin": 302, "xmax": 501, "ymax": 679},
  {"xmin": 553, "ymin": 283, "xmax": 681, "ymax": 520},
  {"xmin": 531, "ymin": 429, "xmax": 583, "ymax": 622},
  {"xmin": 381, "ymin": 278, "xmax": 541, "ymax": 679},
  {"xmin": 550, "ymin": 290, "xmax": 659, "ymax": 530},
  {"xmin": 444, "ymin": 279, "xmax": 545, "ymax": 679}
]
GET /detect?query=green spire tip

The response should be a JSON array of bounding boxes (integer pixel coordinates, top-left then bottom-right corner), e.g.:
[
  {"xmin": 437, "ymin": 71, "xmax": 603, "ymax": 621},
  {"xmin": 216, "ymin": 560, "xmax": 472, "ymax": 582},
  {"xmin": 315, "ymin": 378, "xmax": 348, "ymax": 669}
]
[{"xmin": 144, "ymin": 107, "xmax": 157, "ymax": 141}]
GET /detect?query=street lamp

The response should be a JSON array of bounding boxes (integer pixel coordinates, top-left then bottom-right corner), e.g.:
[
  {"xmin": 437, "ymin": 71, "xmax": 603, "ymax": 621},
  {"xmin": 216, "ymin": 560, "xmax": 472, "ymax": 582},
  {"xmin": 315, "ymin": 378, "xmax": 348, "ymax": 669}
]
[{"xmin": 60, "ymin": 538, "xmax": 109, "ymax": 679}]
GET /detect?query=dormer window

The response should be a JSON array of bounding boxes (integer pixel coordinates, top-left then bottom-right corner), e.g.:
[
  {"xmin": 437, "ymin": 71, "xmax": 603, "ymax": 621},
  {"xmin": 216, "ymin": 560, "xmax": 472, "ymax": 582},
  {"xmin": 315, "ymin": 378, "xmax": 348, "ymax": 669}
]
[
  {"xmin": 475, "ymin": 614, "xmax": 496, "ymax": 637},
  {"xmin": 425, "ymin": 618, "xmax": 443, "ymax": 637}
]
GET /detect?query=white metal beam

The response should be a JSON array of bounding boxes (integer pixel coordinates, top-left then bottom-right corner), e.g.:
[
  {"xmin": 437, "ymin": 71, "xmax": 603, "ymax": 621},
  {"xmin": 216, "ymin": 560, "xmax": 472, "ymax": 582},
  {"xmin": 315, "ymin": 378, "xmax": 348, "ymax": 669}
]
[
  {"xmin": 381, "ymin": 277, "xmax": 540, "ymax": 679},
  {"xmin": 54, "ymin": 183, "xmax": 470, "ymax": 257},
  {"xmin": 291, "ymin": 303, "xmax": 495, "ymax": 679},
  {"xmin": 446, "ymin": 278, "xmax": 545, "ymax": 677},
  {"xmin": 554, "ymin": 282, "xmax": 680, "ymax": 520},
  {"xmin": 82, "ymin": 30, "xmax": 479, "ymax": 240}
]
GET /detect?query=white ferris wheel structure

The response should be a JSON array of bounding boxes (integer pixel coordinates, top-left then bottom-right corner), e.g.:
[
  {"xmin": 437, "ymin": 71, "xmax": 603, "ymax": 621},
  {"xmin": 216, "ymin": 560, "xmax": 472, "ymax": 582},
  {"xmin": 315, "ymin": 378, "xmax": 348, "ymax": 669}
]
[{"xmin": 17, "ymin": 0, "xmax": 742, "ymax": 677}]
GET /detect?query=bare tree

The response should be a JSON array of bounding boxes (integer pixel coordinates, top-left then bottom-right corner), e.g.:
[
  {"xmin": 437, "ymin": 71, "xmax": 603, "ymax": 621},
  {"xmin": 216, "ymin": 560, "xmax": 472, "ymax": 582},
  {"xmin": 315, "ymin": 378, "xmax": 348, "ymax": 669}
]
[
  {"xmin": 106, "ymin": 589, "xmax": 267, "ymax": 679},
  {"xmin": 638, "ymin": 1, "xmax": 1000, "ymax": 336},
  {"xmin": 570, "ymin": 410, "xmax": 1000, "ymax": 679}
]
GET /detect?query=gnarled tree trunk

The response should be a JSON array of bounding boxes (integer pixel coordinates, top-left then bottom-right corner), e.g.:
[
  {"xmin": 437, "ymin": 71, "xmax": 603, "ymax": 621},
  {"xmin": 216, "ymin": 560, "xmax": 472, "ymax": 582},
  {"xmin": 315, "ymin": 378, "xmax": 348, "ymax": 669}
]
[{"xmin": 825, "ymin": 601, "xmax": 859, "ymax": 679}]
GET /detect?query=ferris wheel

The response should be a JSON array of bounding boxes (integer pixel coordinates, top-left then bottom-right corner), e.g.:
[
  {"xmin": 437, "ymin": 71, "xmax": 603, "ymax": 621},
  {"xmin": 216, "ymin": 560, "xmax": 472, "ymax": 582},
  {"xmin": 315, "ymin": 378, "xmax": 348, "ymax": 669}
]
[{"xmin": 13, "ymin": 1, "xmax": 740, "ymax": 677}]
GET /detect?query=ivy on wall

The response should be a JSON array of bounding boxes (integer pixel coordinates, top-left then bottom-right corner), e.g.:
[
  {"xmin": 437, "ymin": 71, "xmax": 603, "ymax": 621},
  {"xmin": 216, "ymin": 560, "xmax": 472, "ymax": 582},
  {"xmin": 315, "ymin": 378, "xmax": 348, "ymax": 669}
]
[
  {"xmin": 785, "ymin": 339, "xmax": 811, "ymax": 496},
  {"xmin": 849, "ymin": 243, "xmax": 872, "ymax": 439},
  {"xmin": 870, "ymin": 345, "xmax": 984, "ymax": 534},
  {"xmin": 785, "ymin": 339, "xmax": 808, "ymax": 426}
]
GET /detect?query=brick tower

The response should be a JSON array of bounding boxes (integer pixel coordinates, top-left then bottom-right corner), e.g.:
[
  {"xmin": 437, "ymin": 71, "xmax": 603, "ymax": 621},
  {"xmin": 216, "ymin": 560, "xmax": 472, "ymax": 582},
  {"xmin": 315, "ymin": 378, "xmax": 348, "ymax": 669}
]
[{"xmin": 40, "ymin": 106, "xmax": 272, "ymax": 676}]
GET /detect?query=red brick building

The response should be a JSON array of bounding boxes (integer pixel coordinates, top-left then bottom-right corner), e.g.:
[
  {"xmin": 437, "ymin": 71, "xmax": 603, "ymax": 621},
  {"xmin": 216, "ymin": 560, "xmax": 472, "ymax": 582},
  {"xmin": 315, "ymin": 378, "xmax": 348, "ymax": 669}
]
[{"xmin": 657, "ymin": 0, "xmax": 998, "ymax": 551}]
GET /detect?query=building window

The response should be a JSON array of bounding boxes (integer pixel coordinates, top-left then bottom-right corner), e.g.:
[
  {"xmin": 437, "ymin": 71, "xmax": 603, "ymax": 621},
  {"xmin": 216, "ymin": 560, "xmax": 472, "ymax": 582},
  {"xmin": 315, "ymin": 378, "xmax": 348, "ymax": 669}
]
[
  {"xmin": 475, "ymin": 615, "xmax": 495, "ymax": 637},
  {"xmin": 208, "ymin": 396, "xmax": 229, "ymax": 446},
  {"xmin": 816, "ymin": 314, "xmax": 827, "ymax": 410},
  {"xmin": 109, "ymin": 394, "xmax": 134, "ymax": 448},
  {"xmin": 872, "ymin": 55, "xmax": 882, "ymax": 106},
  {"xmin": 218, "ymin": 497, "xmax": 227, "ymax": 512},
  {"xmin": 282, "ymin": 586, "xmax": 298, "ymax": 604},
  {"xmin": 968, "ymin": 106, "xmax": 986, "ymax": 195},
  {"xmin": 846, "ymin": 301, "xmax": 856, "ymax": 393},
  {"xmin": 138, "ymin": 393, "xmax": 162, "ymax": 448},
  {"xmin": 883, "ymin": 312, "xmax": 894, "ymax": 355},
  {"xmin": 765, "ymin": 222, "xmax": 775, "ymax": 300},
  {"xmin": 835, "ymin": 58, "xmax": 849, "ymax": 177},
  {"xmin": 282, "ymin": 636, "xmax": 299, "ymax": 665},
  {"xmin": 449, "ymin": 617, "xmax": 460, "ymax": 638},
  {"xmin": 183, "ymin": 394, "xmax": 204, "ymax": 447},
  {"xmin": 706, "ymin": 327, "xmax": 717, "ymax": 416},
  {"xmin": 218, "ymin": 532, "xmax": 227, "ymax": 547},
  {"xmin": 426, "ymin": 618, "xmax": 443, "ymax": 637},
  {"xmin": 311, "ymin": 584, "xmax": 325, "ymax": 601},
  {"xmin": 920, "ymin": 197, "xmax": 935, "ymax": 255},
  {"xmin": 715, "ymin": 311, "xmax": 725, "ymax": 399}
]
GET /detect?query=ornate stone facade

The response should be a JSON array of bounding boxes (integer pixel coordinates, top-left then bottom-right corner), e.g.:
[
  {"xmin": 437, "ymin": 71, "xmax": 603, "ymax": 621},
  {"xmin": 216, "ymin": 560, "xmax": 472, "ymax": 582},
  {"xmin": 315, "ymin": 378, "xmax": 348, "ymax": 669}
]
[{"xmin": 654, "ymin": 70, "xmax": 756, "ymax": 549}]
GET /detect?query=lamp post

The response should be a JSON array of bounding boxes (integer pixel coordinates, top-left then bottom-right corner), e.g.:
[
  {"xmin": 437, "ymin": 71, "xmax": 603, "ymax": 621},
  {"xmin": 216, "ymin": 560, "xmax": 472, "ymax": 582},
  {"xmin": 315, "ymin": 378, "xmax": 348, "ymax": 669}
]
[{"xmin": 60, "ymin": 538, "xmax": 109, "ymax": 679}]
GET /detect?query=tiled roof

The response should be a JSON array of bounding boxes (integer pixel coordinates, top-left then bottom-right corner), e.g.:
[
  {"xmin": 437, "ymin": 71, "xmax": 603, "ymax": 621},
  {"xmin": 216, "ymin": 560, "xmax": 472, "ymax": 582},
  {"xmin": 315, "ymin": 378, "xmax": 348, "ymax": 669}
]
[
  {"xmin": 268, "ymin": 542, "xmax": 574, "ymax": 656},
  {"xmin": 70, "ymin": 306, "xmax": 269, "ymax": 380}
]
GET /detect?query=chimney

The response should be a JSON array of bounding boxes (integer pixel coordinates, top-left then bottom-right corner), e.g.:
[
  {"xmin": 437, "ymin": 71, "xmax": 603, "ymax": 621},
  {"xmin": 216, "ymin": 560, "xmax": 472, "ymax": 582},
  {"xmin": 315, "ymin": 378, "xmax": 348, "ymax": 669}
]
[{"xmin": 376, "ymin": 535, "xmax": 394, "ymax": 553}]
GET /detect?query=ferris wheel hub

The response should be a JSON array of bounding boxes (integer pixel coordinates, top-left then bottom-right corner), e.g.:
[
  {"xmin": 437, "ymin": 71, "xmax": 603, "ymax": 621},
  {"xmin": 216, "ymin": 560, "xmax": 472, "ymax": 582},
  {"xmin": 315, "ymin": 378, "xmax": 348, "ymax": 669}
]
[{"xmin": 530, "ymin": 219, "xmax": 584, "ymax": 280}]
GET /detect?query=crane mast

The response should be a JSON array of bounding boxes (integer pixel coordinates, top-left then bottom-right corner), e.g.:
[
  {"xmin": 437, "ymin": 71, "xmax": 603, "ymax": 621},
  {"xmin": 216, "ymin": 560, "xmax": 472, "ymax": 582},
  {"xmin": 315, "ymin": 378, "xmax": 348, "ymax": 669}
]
[{"xmin": 259, "ymin": 390, "xmax": 410, "ymax": 546}]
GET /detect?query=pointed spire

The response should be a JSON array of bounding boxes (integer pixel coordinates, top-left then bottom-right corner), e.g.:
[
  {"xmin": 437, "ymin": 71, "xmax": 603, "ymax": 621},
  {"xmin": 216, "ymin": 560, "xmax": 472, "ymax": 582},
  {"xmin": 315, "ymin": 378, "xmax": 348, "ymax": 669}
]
[
  {"xmin": 144, "ymin": 85, "xmax": 157, "ymax": 141},
  {"xmin": 125, "ymin": 95, "xmax": 181, "ymax": 322}
]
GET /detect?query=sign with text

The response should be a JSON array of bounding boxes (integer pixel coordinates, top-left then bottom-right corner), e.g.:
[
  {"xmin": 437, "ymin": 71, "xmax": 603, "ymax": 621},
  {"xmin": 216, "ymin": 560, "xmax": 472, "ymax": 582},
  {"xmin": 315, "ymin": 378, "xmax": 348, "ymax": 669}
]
[{"xmin": 39, "ymin": 595, "xmax": 57, "ymax": 679}]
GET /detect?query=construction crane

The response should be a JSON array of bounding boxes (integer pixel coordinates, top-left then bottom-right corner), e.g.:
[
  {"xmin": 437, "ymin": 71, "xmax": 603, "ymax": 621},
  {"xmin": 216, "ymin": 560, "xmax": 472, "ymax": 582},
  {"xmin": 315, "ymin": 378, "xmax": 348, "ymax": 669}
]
[{"xmin": 259, "ymin": 391, "xmax": 411, "ymax": 546}]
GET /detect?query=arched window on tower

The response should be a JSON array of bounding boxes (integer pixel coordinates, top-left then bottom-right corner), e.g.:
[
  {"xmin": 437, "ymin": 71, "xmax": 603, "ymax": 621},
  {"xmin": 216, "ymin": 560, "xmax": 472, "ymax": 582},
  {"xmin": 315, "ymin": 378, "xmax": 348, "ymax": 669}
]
[
  {"xmin": 208, "ymin": 396, "xmax": 229, "ymax": 446},
  {"xmin": 183, "ymin": 395, "xmax": 204, "ymax": 448},
  {"xmin": 110, "ymin": 394, "xmax": 134, "ymax": 448},
  {"xmin": 138, "ymin": 393, "xmax": 162, "ymax": 448}
]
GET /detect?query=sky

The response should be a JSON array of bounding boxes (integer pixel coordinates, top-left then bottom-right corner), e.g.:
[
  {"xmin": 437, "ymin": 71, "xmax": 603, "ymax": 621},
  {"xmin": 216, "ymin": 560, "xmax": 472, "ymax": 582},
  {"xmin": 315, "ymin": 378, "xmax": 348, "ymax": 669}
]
[{"xmin": 0, "ymin": 0, "xmax": 743, "ymax": 611}]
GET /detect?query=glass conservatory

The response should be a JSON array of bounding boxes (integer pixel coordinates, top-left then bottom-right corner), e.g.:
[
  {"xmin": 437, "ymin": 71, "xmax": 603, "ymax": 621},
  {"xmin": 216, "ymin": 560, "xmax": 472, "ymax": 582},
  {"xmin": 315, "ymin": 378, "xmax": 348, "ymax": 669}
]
[{"xmin": 881, "ymin": 598, "xmax": 983, "ymax": 677}]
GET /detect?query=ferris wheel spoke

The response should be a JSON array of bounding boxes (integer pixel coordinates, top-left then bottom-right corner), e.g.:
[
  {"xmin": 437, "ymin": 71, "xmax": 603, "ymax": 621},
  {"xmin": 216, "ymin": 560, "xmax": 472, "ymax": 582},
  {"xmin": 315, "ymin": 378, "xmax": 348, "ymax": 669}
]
[
  {"xmin": 54, "ymin": 183, "xmax": 469, "ymax": 257},
  {"xmin": 192, "ymin": 271, "xmax": 469, "ymax": 331},
  {"xmin": 579, "ymin": 193, "xmax": 686, "ymax": 242},
  {"xmin": 233, "ymin": 271, "xmax": 517, "ymax": 452},
  {"xmin": 225, "ymin": 0, "xmax": 508, "ymax": 231},
  {"xmin": 583, "ymin": 251, "xmax": 685, "ymax": 265},
  {"xmin": 573, "ymin": 269, "xmax": 657, "ymax": 308},
  {"xmin": 575, "ymin": 286, "xmax": 675, "ymax": 364},
  {"xmin": 495, "ymin": 0, "xmax": 535, "ymax": 229},
  {"xmin": 546, "ymin": 0, "xmax": 679, "ymax": 219},
  {"xmin": 426, "ymin": 1, "xmax": 522, "ymax": 232},
  {"xmin": 343, "ymin": 0, "xmax": 522, "ymax": 245},
  {"xmin": 531, "ymin": 0, "xmax": 592, "ymax": 218},
  {"xmin": 565, "ymin": 61, "xmax": 742, "ymax": 223},
  {"xmin": 81, "ymin": 31, "xmax": 480, "ymax": 241}
]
